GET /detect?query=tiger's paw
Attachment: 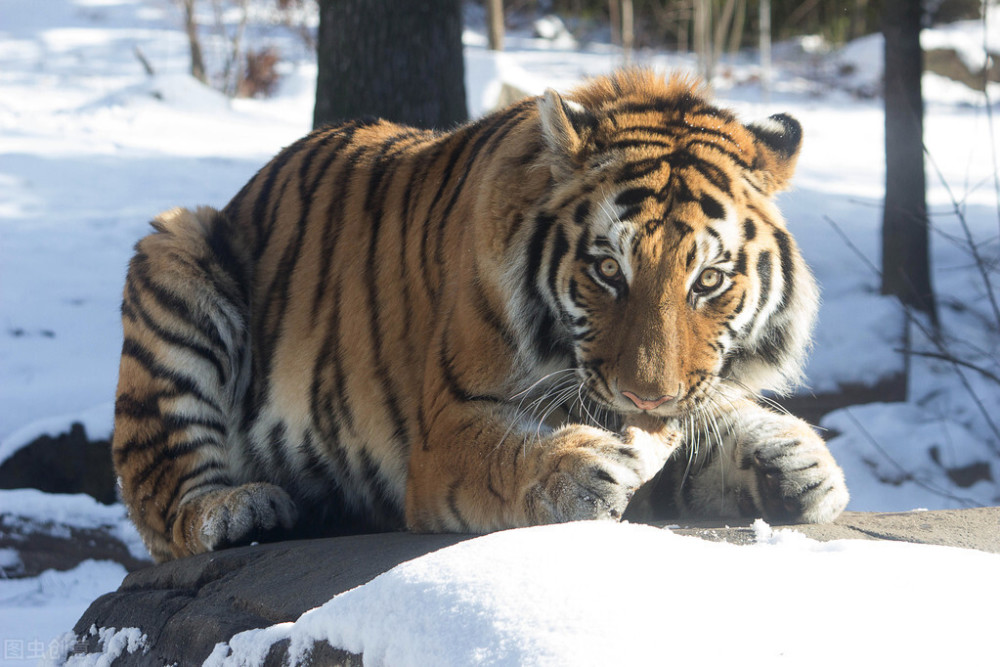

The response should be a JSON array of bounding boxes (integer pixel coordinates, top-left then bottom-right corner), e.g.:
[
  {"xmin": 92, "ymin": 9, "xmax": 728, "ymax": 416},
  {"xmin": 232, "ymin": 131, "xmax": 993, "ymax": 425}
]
[
  {"xmin": 742, "ymin": 424, "xmax": 849, "ymax": 524},
  {"xmin": 523, "ymin": 424, "xmax": 676, "ymax": 524},
  {"xmin": 196, "ymin": 482, "xmax": 299, "ymax": 551}
]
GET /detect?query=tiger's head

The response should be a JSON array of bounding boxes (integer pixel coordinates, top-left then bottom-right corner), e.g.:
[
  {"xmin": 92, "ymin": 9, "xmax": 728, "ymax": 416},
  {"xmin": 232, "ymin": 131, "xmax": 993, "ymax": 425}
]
[{"xmin": 519, "ymin": 70, "xmax": 818, "ymax": 417}]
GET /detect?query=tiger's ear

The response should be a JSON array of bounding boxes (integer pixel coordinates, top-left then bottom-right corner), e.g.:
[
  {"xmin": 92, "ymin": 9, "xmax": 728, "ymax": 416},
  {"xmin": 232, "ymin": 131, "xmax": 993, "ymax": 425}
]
[
  {"xmin": 538, "ymin": 89, "xmax": 596, "ymax": 179},
  {"xmin": 746, "ymin": 113, "xmax": 802, "ymax": 194}
]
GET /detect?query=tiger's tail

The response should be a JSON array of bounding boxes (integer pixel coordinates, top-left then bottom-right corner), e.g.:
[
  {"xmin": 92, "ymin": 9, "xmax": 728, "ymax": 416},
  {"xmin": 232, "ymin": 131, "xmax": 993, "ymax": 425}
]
[{"xmin": 112, "ymin": 206, "xmax": 294, "ymax": 561}]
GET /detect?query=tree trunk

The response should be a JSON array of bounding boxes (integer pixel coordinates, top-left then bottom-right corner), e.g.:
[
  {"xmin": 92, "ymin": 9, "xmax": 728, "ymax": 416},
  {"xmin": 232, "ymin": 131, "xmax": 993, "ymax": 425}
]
[
  {"xmin": 486, "ymin": 0, "xmax": 504, "ymax": 51},
  {"xmin": 182, "ymin": 0, "xmax": 207, "ymax": 84},
  {"xmin": 881, "ymin": 0, "xmax": 936, "ymax": 324},
  {"xmin": 694, "ymin": 0, "xmax": 712, "ymax": 82},
  {"xmin": 609, "ymin": 0, "xmax": 621, "ymax": 46},
  {"xmin": 621, "ymin": 0, "xmax": 634, "ymax": 63},
  {"xmin": 313, "ymin": 0, "xmax": 467, "ymax": 130},
  {"xmin": 759, "ymin": 0, "xmax": 771, "ymax": 103}
]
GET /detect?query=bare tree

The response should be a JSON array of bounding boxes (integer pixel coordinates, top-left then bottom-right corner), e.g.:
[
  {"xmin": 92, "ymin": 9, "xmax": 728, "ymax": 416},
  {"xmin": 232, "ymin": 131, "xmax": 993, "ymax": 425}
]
[
  {"xmin": 181, "ymin": 0, "xmax": 207, "ymax": 84},
  {"xmin": 621, "ymin": 0, "xmax": 634, "ymax": 63},
  {"xmin": 313, "ymin": 0, "xmax": 467, "ymax": 130},
  {"xmin": 881, "ymin": 0, "xmax": 937, "ymax": 324},
  {"xmin": 694, "ymin": 0, "xmax": 712, "ymax": 81},
  {"xmin": 760, "ymin": 0, "xmax": 771, "ymax": 102},
  {"xmin": 487, "ymin": 0, "xmax": 504, "ymax": 51},
  {"xmin": 609, "ymin": 0, "xmax": 621, "ymax": 46}
]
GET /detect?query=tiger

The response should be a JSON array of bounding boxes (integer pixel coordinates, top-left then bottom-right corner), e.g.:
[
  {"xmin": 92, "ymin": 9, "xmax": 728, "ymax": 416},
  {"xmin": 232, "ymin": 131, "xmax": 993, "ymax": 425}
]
[{"xmin": 112, "ymin": 69, "xmax": 848, "ymax": 562}]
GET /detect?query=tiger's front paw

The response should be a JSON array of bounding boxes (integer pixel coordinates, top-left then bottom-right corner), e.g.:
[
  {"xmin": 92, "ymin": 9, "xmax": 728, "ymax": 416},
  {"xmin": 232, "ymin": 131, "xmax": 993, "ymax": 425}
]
[
  {"xmin": 523, "ymin": 424, "xmax": 677, "ymax": 524},
  {"xmin": 743, "ymin": 426, "xmax": 848, "ymax": 524},
  {"xmin": 196, "ymin": 482, "xmax": 299, "ymax": 551}
]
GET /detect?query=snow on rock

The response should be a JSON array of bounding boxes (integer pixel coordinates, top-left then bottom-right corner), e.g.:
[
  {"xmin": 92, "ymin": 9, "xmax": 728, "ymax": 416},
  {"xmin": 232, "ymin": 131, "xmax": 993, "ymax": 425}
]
[
  {"xmin": 829, "ymin": 7, "xmax": 1000, "ymax": 102},
  {"xmin": 53, "ymin": 625, "xmax": 148, "ymax": 667},
  {"xmin": 824, "ymin": 402, "xmax": 997, "ymax": 512},
  {"xmin": 0, "ymin": 561, "xmax": 131, "ymax": 665},
  {"xmin": 805, "ymin": 292, "xmax": 904, "ymax": 394},
  {"xmin": 0, "ymin": 403, "xmax": 113, "ymax": 466},
  {"xmin": 0, "ymin": 489, "xmax": 148, "ymax": 562},
  {"xmin": 206, "ymin": 521, "xmax": 1000, "ymax": 667}
]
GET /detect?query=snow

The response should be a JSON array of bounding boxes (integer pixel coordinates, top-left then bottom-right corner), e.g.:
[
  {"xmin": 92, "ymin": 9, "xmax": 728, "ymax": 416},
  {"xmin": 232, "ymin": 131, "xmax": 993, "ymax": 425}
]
[
  {"xmin": 0, "ymin": 489, "xmax": 147, "ymax": 562},
  {"xmin": 205, "ymin": 521, "xmax": 1000, "ymax": 666},
  {"xmin": 830, "ymin": 5, "xmax": 1000, "ymax": 102},
  {"xmin": 0, "ymin": 561, "xmax": 131, "ymax": 665},
  {"xmin": 55, "ymin": 626, "xmax": 148, "ymax": 667},
  {"xmin": 2, "ymin": 0, "xmax": 1000, "ymax": 663}
]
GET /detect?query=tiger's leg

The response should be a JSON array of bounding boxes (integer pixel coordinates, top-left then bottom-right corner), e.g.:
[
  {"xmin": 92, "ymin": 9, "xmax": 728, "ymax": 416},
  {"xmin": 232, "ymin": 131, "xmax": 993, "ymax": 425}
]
[
  {"xmin": 406, "ymin": 394, "xmax": 681, "ymax": 532},
  {"xmin": 672, "ymin": 398, "xmax": 848, "ymax": 523},
  {"xmin": 113, "ymin": 207, "xmax": 297, "ymax": 561}
]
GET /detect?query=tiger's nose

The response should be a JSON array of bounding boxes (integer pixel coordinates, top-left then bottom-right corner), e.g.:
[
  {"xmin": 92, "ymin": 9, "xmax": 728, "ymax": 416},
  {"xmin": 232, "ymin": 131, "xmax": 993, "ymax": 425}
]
[{"xmin": 621, "ymin": 391, "xmax": 674, "ymax": 411}]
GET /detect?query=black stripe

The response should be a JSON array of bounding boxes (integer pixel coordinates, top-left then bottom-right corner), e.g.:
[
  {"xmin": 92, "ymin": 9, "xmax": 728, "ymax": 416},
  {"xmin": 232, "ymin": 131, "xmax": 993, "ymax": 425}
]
[
  {"xmin": 755, "ymin": 250, "xmax": 773, "ymax": 320},
  {"xmin": 437, "ymin": 319, "xmax": 505, "ymax": 404},
  {"xmin": 526, "ymin": 213, "xmax": 555, "ymax": 297},
  {"xmin": 524, "ymin": 213, "xmax": 570, "ymax": 359},
  {"xmin": 125, "ymin": 280, "xmax": 228, "ymax": 386},
  {"xmin": 251, "ymin": 132, "xmax": 317, "ymax": 258},
  {"xmin": 419, "ymin": 135, "xmax": 467, "ymax": 297},
  {"xmin": 162, "ymin": 413, "xmax": 226, "ymax": 437},
  {"xmin": 203, "ymin": 211, "xmax": 249, "ymax": 304},
  {"xmin": 429, "ymin": 105, "xmax": 530, "ymax": 294},
  {"xmin": 445, "ymin": 480, "xmax": 470, "ymax": 531},
  {"xmin": 115, "ymin": 393, "xmax": 159, "ymax": 419},
  {"xmin": 686, "ymin": 137, "xmax": 751, "ymax": 170},
  {"xmin": 114, "ymin": 428, "xmax": 167, "ymax": 463},
  {"xmin": 129, "ymin": 258, "xmax": 228, "ymax": 353},
  {"xmin": 547, "ymin": 225, "xmax": 570, "ymax": 307},
  {"xmin": 133, "ymin": 434, "xmax": 222, "ymax": 490},
  {"xmin": 364, "ymin": 132, "xmax": 421, "ymax": 453},
  {"xmin": 120, "ymin": 338, "xmax": 224, "ymax": 416},
  {"xmin": 297, "ymin": 430, "xmax": 333, "ymax": 481},
  {"xmin": 615, "ymin": 187, "xmax": 655, "ymax": 210},
  {"xmin": 172, "ymin": 460, "xmax": 231, "ymax": 499},
  {"xmin": 472, "ymin": 265, "xmax": 518, "ymax": 352},
  {"xmin": 734, "ymin": 248, "xmax": 748, "ymax": 275},
  {"xmin": 672, "ymin": 219, "xmax": 694, "ymax": 236},
  {"xmin": 314, "ymin": 270, "xmax": 356, "ymax": 436},
  {"xmin": 309, "ymin": 129, "xmax": 364, "ymax": 325},
  {"xmin": 176, "ymin": 473, "xmax": 233, "ymax": 500},
  {"xmin": 698, "ymin": 193, "xmax": 725, "ymax": 220},
  {"xmin": 771, "ymin": 226, "xmax": 795, "ymax": 315}
]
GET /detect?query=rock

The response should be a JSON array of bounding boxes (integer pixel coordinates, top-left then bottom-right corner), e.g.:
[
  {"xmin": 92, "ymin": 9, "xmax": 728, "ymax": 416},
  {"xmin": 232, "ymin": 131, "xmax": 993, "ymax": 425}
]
[
  {"xmin": 0, "ymin": 514, "xmax": 148, "ymax": 578},
  {"xmin": 0, "ymin": 423, "xmax": 117, "ymax": 504},
  {"xmin": 925, "ymin": 47, "xmax": 1000, "ymax": 92},
  {"xmin": 67, "ymin": 507, "xmax": 1000, "ymax": 665},
  {"xmin": 666, "ymin": 507, "xmax": 1000, "ymax": 552}
]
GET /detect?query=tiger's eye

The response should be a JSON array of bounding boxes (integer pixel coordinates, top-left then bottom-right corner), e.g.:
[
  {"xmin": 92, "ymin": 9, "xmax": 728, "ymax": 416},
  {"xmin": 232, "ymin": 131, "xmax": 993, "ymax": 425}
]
[
  {"xmin": 598, "ymin": 257, "xmax": 620, "ymax": 279},
  {"xmin": 695, "ymin": 268, "xmax": 722, "ymax": 291}
]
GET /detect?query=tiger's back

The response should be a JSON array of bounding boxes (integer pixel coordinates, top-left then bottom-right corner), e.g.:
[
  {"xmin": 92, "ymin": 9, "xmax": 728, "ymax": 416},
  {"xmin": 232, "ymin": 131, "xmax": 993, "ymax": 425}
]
[{"xmin": 114, "ymin": 71, "xmax": 848, "ymax": 561}]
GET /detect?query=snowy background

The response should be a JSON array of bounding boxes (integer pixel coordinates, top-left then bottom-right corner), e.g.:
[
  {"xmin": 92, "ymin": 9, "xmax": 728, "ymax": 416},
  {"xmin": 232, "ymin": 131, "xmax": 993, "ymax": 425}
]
[{"xmin": 1, "ymin": 0, "xmax": 999, "ymax": 663}]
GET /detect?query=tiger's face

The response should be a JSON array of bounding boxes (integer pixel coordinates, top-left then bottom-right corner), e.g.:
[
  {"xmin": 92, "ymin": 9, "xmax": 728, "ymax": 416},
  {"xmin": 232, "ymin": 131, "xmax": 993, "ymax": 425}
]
[{"xmin": 532, "ymin": 73, "xmax": 818, "ymax": 418}]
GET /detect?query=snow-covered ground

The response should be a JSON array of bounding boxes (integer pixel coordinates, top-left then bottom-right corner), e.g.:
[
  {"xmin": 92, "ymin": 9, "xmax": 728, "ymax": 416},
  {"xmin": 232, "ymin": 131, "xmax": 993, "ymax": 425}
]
[{"xmin": 2, "ymin": 0, "xmax": 999, "ymax": 663}]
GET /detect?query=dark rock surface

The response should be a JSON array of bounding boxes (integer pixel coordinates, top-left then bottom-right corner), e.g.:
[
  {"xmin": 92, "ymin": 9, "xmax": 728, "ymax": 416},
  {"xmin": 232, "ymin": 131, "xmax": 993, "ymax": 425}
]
[
  {"xmin": 0, "ymin": 422, "xmax": 116, "ymax": 504},
  {"xmin": 70, "ymin": 507, "xmax": 1000, "ymax": 665},
  {"xmin": 0, "ymin": 514, "xmax": 148, "ymax": 578}
]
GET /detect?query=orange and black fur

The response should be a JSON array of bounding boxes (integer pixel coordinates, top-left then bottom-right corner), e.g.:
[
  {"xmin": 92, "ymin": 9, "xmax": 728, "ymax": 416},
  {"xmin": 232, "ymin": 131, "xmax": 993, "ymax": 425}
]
[{"xmin": 113, "ymin": 71, "xmax": 847, "ymax": 561}]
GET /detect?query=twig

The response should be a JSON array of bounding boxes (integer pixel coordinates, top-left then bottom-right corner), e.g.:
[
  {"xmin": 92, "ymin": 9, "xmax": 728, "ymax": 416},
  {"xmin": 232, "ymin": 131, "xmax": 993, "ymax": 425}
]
[
  {"xmin": 893, "ymin": 348, "xmax": 1000, "ymax": 385},
  {"xmin": 923, "ymin": 144, "xmax": 1000, "ymax": 332},
  {"xmin": 822, "ymin": 215, "xmax": 882, "ymax": 277},
  {"xmin": 133, "ymin": 45, "xmax": 155, "ymax": 77},
  {"xmin": 840, "ymin": 407, "xmax": 982, "ymax": 508},
  {"xmin": 981, "ymin": 0, "xmax": 1000, "ymax": 242},
  {"xmin": 822, "ymin": 215, "xmax": 1000, "ymax": 454}
]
